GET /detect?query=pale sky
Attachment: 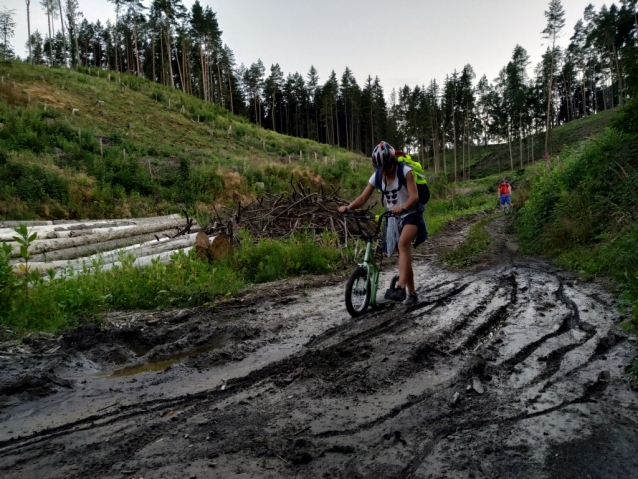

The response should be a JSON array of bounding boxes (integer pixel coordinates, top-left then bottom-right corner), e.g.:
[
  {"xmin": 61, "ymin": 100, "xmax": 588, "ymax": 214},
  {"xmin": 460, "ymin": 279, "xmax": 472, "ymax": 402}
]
[{"xmin": 4, "ymin": 0, "xmax": 608, "ymax": 95}]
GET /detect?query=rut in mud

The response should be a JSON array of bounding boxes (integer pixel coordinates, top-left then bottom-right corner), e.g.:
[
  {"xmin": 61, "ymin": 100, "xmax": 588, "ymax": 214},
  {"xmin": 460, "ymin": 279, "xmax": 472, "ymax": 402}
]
[{"xmin": 1, "ymin": 217, "xmax": 637, "ymax": 479}]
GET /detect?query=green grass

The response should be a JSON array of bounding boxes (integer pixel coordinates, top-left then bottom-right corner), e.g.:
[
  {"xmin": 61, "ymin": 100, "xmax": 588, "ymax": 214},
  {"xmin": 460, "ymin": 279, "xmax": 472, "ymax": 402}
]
[
  {"xmin": 424, "ymin": 170, "xmax": 529, "ymax": 236},
  {"xmin": 0, "ymin": 230, "xmax": 341, "ymax": 335},
  {"xmin": 442, "ymin": 216, "xmax": 496, "ymax": 268}
]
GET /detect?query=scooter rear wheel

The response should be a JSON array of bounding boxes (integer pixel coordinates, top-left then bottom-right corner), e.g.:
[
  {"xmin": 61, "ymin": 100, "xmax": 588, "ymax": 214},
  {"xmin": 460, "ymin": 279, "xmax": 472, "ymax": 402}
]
[{"xmin": 345, "ymin": 267, "xmax": 371, "ymax": 317}]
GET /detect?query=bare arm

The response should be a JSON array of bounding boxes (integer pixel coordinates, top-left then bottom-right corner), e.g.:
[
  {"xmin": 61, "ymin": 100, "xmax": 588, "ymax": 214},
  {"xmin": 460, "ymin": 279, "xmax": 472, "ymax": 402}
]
[{"xmin": 338, "ymin": 183, "xmax": 376, "ymax": 213}]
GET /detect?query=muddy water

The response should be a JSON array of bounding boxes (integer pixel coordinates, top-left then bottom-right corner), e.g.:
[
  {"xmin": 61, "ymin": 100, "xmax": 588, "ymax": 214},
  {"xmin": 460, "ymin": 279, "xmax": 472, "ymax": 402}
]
[
  {"xmin": 1, "ymin": 252, "xmax": 637, "ymax": 478},
  {"xmin": 110, "ymin": 333, "xmax": 231, "ymax": 377}
]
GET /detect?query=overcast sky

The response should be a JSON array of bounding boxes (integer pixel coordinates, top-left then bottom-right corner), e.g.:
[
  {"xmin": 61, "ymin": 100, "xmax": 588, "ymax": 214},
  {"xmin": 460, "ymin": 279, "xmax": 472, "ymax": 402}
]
[{"xmin": 4, "ymin": 0, "xmax": 607, "ymax": 95}]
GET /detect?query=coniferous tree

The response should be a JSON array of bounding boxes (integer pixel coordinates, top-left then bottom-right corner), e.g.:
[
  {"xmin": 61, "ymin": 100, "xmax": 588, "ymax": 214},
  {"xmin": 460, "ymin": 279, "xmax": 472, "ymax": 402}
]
[
  {"xmin": 542, "ymin": 0, "xmax": 566, "ymax": 156},
  {"xmin": 0, "ymin": 8, "xmax": 16, "ymax": 59}
]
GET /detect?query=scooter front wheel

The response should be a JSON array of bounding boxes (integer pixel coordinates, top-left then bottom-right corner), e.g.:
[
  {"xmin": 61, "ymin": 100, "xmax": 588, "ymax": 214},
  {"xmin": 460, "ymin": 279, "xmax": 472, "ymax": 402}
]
[{"xmin": 345, "ymin": 267, "xmax": 371, "ymax": 317}]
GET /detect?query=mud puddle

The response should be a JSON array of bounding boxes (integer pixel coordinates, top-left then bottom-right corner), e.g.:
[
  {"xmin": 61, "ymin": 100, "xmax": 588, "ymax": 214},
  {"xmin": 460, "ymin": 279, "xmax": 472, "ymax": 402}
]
[
  {"xmin": 1, "ymin": 220, "xmax": 637, "ymax": 479},
  {"xmin": 110, "ymin": 333, "xmax": 231, "ymax": 377}
]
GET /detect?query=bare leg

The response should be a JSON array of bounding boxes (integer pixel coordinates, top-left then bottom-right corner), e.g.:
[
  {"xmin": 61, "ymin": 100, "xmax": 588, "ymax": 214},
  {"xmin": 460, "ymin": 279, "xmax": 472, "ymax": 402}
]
[{"xmin": 397, "ymin": 224, "xmax": 418, "ymax": 294}]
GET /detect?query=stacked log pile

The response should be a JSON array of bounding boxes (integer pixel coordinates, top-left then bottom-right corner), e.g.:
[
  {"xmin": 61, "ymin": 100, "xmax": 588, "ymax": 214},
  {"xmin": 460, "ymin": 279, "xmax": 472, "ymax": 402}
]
[
  {"xmin": 1, "ymin": 180, "xmax": 376, "ymax": 278},
  {"xmin": 2, "ymin": 215, "xmax": 229, "ymax": 277}
]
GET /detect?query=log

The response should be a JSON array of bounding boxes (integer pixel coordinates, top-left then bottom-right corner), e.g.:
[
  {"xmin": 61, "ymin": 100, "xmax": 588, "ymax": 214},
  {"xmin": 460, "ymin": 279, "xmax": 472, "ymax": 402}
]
[
  {"xmin": 195, "ymin": 232, "xmax": 231, "ymax": 262},
  {"xmin": 195, "ymin": 232, "xmax": 210, "ymax": 261},
  {"xmin": 50, "ymin": 214, "xmax": 181, "ymax": 225},
  {"xmin": 0, "ymin": 224, "xmax": 138, "ymax": 242},
  {"xmin": 6, "ymin": 219, "xmax": 188, "ymax": 258},
  {"xmin": 0, "ymin": 215, "xmax": 183, "ymax": 240},
  {"xmin": 0, "ymin": 221, "xmax": 53, "ymax": 227},
  {"xmin": 18, "ymin": 235, "xmax": 231, "ymax": 278},
  {"xmin": 17, "ymin": 232, "xmax": 203, "ymax": 271},
  {"xmin": 11, "ymin": 229, "xmax": 180, "ymax": 263}
]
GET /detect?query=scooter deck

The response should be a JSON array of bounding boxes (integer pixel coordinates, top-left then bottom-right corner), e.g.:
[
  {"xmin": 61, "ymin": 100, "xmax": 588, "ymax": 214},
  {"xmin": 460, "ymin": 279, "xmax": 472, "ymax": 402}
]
[{"xmin": 371, "ymin": 298, "xmax": 396, "ymax": 310}]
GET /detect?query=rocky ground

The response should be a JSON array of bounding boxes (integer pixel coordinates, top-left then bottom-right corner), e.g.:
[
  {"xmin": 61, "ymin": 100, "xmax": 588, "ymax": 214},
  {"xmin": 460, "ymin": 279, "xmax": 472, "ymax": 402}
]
[{"xmin": 1, "ymin": 216, "xmax": 637, "ymax": 479}]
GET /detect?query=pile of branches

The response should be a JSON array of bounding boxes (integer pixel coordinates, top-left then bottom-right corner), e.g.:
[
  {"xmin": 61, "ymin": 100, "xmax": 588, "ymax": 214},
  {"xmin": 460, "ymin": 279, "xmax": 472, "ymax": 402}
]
[{"xmin": 205, "ymin": 177, "xmax": 376, "ymax": 246}]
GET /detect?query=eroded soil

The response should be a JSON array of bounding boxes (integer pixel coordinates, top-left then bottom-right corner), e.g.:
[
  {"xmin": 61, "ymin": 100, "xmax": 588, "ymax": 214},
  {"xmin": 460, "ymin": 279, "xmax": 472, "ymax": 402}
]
[{"xmin": 1, "ymin": 216, "xmax": 637, "ymax": 479}]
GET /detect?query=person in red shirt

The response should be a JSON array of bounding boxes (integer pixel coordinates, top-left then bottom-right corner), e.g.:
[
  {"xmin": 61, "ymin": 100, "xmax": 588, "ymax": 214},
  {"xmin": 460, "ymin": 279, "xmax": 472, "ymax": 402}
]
[{"xmin": 498, "ymin": 179, "xmax": 512, "ymax": 212}]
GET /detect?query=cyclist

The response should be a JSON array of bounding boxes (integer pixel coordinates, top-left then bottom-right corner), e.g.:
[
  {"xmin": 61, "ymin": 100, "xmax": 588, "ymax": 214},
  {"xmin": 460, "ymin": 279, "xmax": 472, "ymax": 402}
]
[
  {"xmin": 498, "ymin": 179, "xmax": 512, "ymax": 212},
  {"xmin": 338, "ymin": 141, "xmax": 422, "ymax": 306}
]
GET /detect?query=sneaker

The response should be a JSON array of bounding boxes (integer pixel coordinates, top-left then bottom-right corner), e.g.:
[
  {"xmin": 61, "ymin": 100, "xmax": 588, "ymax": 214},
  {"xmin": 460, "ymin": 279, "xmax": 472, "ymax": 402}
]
[
  {"xmin": 404, "ymin": 293, "xmax": 418, "ymax": 306},
  {"xmin": 389, "ymin": 286, "xmax": 407, "ymax": 302}
]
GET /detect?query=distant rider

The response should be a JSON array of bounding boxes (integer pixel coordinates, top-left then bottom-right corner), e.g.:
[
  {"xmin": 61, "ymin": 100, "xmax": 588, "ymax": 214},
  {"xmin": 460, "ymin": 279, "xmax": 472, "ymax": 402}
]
[
  {"xmin": 338, "ymin": 141, "xmax": 423, "ymax": 306},
  {"xmin": 498, "ymin": 179, "xmax": 512, "ymax": 212}
]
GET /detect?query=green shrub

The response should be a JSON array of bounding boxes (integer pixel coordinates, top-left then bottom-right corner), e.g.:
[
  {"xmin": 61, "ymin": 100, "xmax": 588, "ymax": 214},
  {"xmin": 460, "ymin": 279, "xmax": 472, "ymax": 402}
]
[
  {"xmin": 0, "ymin": 228, "xmax": 344, "ymax": 334},
  {"xmin": 237, "ymin": 231, "xmax": 340, "ymax": 283},
  {"xmin": 613, "ymin": 97, "xmax": 638, "ymax": 135},
  {"xmin": 0, "ymin": 160, "xmax": 71, "ymax": 204}
]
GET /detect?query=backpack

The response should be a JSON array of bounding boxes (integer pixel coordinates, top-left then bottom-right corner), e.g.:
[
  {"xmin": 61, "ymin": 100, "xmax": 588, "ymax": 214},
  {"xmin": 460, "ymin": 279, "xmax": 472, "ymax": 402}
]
[
  {"xmin": 373, "ymin": 155, "xmax": 430, "ymax": 207},
  {"xmin": 498, "ymin": 183, "xmax": 511, "ymax": 195}
]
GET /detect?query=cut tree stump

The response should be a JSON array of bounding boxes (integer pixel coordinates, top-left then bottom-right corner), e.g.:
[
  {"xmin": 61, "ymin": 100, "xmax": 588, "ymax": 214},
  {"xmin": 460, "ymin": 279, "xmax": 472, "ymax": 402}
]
[{"xmin": 195, "ymin": 233, "xmax": 232, "ymax": 262}]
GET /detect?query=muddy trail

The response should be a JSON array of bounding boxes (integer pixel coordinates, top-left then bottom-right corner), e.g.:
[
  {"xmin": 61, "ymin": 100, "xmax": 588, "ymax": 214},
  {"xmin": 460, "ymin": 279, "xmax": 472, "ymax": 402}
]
[{"xmin": 1, "ymin": 216, "xmax": 637, "ymax": 479}]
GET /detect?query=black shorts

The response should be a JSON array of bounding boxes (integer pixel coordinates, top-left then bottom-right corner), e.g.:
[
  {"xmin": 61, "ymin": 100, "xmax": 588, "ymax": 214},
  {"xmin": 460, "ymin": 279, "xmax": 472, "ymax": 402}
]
[
  {"xmin": 399, "ymin": 212, "xmax": 421, "ymax": 232},
  {"xmin": 399, "ymin": 211, "xmax": 428, "ymax": 247}
]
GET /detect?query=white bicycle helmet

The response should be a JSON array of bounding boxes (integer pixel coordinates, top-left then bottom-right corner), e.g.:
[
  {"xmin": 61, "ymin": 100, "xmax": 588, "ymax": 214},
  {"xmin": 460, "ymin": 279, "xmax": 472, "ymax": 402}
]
[{"xmin": 371, "ymin": 141, "xmax": 396, "ymax": 171}]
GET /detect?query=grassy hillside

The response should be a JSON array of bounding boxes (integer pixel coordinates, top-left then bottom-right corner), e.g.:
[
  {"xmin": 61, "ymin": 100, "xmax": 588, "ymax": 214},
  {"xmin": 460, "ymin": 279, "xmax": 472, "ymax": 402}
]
[
  {"xmin": 468, "ymin": 109, "xmax": 616, "ymax": 179},
  {"xmin": 0, "ymin": 62, "xmax": 369, "ymax": 222}
]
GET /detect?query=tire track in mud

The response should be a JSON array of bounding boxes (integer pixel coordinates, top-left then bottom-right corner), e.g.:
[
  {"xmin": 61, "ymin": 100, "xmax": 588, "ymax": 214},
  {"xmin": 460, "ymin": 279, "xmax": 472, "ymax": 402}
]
[
  {"xmin": 500, "ymin": 281, "xmax": 583, "ymax": 370},
  {"xmin": 454, "ymin": 274, "xmax": 518, "ymax": 353},
  {"xmin": 397, "ymin": 385, "xmax": 609, "ymax": 479}
]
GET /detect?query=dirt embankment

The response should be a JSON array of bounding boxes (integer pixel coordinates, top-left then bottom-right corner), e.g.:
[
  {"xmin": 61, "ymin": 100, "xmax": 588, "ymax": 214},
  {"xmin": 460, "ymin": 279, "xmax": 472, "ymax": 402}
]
[{"xmin": 1, "ymin": 216, "xmax": 637, "ymax": 479}]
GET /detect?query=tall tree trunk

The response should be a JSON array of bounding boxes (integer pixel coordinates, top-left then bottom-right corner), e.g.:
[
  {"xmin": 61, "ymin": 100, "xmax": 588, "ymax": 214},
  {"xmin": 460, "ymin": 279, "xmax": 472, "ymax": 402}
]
[
  {"xmin": 175, "ymin": 39, "xmax": 184, "ymax": 92},
  {"xmin": 132, "ymin": 7, "xmax": 141, "ymax": 75},
  {"xmin": 335, "ymin": 101, "xmax": 340, "ymax": 147},
  {"xmin": 519, "ymin": 115, "xmax": 523, "ymax": 169},
  {"xmin": 581, "ymin": 73, "xmax": 587, "ymax": 117},
  {"xmin": 160, "ymin": 31, "xmax": 165, "ymax": 86},
  {"xmin": 164, "ymin": 22, "xmax": 175, "ymax": 89},
  {"xmin": 114, "ymin": 7, "xmax": 119, "ymax": 73},
  {"xmin": 152, "ymin": 33, "xmax": 156, "ymax": 83},
  {"xmin": 227, "ymin": 67, "xmax": 234, "ymax": 114},
  {"xmin": 562, "ymin": 71, "xmax": 570, "ymax": 122},
  {"xmin": 508, "ymin": 118, "xmax": 514, "ymax": 170},
  {"xmin": 26, "ymin": 0, "xmax": 32, "ymax": 64},
  {"xmin": 46, "ymin": 1, "xmax": 53, "ymax": 65},
  {"xmin": 531, "ymin": 120, "xmax": 535, "ymax": 163},
  {"xmin": 443, "ymin": 141, "xmax": 447, "ymax": 175},
  {"xmin": 216, "ymin": 53, "xmax": 224, "ymax": 107},
  {"xmin": 272, "ymin": 94, "xmax": 276, "ymax": 132},
  {"xmin": 612, "ymin": 44, "xmax": 623, "ymax": 107},
  {"xmin": 461, "ymin": 125, "xmax": 465, "ymax": 181},
  {"xmin": 67, "ymin": 0, "xmax": 79, "ymax": 65},
  {"xmin": 544, "ymin": 40, "xmax": 556, "ymax": 156},
  {"xmin": 452, "ymin": 107, "xmax": 457, "ymax": 182},
  {"xmin": 198, "ymin": 43, "xmax": 206, "ymax": 101},
  {"xmin": 57, "ymin": 0, "xmax": 66, "ymax": 65}
]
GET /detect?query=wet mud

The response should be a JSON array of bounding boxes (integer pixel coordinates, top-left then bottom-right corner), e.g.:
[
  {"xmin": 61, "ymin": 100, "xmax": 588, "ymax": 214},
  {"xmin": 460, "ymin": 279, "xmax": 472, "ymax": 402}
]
[{"xmin": 1, "ymin": 217, "xmax": 637, "ymax": 478}]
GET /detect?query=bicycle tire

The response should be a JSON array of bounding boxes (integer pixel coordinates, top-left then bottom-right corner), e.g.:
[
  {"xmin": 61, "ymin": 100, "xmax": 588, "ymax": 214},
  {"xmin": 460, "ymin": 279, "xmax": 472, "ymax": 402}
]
[{"xmin": 345, "ymin": 267, "xmax": 371, "ymax": 317}]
